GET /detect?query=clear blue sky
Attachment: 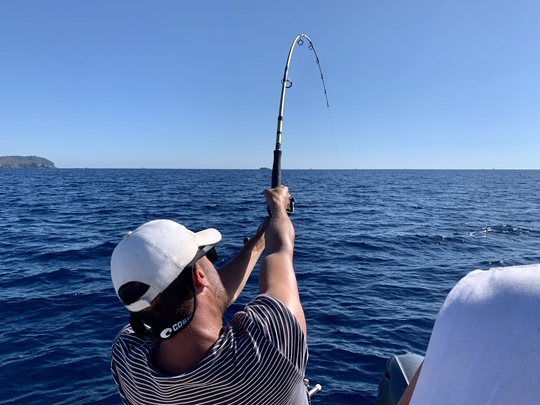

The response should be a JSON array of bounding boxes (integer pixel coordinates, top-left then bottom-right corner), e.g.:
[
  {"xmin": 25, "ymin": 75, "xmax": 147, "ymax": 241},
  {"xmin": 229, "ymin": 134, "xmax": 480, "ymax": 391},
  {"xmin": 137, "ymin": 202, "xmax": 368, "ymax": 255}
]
[{"xmin": 1, "ymin": 1, "xmax": 539, "ymax": 169}]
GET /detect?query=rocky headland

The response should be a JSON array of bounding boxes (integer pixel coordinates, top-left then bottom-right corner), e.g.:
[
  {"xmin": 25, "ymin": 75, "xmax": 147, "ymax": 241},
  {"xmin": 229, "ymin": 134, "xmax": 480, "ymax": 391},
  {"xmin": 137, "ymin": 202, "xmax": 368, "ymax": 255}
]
[{"xmin": 0, "ymin": 156, "xmax": 56, "ymax": 168}]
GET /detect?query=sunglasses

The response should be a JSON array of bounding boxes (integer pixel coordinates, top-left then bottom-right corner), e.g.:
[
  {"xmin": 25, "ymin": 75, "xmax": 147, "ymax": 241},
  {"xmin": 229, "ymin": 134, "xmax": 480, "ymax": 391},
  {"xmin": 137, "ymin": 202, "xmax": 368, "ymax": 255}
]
[{"xmin": 197, "ymin": 245, "xmax": 218, "ymax": 264}]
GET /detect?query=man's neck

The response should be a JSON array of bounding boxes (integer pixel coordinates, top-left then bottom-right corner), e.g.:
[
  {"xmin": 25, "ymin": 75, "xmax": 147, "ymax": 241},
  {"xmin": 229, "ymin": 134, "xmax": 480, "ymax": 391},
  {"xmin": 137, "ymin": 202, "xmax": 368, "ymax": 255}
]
[{"xmin": 153, "ymin": 316, "xmax": 223, "ymax": 375}]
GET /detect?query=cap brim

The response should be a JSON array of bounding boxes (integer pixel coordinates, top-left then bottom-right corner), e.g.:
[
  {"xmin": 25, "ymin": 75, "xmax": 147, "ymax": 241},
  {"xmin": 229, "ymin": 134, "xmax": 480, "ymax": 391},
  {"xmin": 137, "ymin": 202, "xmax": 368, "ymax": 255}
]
[{"xmin": 194, "ymin": 228, "xmax": 222, "ymax": 247}]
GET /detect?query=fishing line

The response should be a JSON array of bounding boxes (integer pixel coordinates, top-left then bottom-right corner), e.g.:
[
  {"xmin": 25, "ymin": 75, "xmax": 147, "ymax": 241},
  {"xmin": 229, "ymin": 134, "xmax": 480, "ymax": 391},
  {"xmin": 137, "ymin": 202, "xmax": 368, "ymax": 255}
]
[
  {"xmin": 326, "ymin": 107, "xmax": 341, "ymax": 169},
  {"xmin": 271, "ymin": 33, "xmax": 331, "ymax": 213}
]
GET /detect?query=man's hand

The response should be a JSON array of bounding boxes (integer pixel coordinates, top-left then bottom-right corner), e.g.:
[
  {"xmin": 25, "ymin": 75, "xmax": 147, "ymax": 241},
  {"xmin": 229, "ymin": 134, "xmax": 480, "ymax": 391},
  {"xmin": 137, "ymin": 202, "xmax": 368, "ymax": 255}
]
[{"xmin": 264, "ymin": 186, "xmax": 291, "ymax": 217}]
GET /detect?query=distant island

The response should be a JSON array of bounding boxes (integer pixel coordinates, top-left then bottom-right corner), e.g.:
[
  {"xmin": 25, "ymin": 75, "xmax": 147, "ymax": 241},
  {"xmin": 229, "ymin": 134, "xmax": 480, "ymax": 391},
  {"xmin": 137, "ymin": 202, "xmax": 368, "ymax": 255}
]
[{"xmin": 0, "ymin": 156, "xmax": 56, "ymax": 168}]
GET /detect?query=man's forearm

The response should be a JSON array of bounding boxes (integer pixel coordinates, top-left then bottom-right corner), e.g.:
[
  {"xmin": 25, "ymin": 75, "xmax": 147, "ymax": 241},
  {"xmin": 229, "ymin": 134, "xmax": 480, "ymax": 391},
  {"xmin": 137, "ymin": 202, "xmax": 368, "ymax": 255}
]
[
  {"xmin": 265, "ymin": 209, "xmax": 294, "ymax": 257},
  {"xmin": 217, "ymin": 228, "xmax": 266, "ymax": 306}
]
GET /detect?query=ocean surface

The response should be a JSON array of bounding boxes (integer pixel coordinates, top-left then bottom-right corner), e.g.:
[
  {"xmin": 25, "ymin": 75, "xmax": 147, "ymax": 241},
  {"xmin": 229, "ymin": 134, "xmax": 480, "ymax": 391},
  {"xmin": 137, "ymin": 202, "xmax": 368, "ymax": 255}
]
[{"xmin": 1, "ymin": 169, "xmax": 539, "ymax": 404}]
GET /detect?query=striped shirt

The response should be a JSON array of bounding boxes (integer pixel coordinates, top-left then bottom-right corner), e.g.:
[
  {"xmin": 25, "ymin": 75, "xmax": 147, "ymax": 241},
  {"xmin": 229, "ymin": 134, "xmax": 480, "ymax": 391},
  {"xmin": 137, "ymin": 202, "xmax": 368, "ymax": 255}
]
[{"xmin": 111, "ymin": 294, "xmax": 309, "ymax": 404}]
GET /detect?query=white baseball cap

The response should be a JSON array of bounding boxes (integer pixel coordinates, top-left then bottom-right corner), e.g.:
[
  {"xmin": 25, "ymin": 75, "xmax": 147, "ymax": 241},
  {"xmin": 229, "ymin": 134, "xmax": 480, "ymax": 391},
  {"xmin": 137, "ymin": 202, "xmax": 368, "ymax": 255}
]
[{"xmin": 111, "ymin": 219, "xmax": 222, "ymax": 312}]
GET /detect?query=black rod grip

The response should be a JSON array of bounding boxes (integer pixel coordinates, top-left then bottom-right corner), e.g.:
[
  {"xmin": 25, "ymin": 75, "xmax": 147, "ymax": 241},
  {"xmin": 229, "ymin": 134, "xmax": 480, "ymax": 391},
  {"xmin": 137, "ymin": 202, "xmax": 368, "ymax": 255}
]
[{"xmin": 271, "ymin": 149, "xmax": 282, "ymax": 188}]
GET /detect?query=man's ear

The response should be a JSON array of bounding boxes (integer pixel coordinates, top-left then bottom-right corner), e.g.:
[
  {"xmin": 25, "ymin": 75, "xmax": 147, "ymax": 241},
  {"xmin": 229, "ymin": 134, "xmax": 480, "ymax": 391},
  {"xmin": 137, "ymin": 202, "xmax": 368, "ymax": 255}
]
[{"xmin": 192, "ymin": 262, "xmax": 210, "ymax": 288}]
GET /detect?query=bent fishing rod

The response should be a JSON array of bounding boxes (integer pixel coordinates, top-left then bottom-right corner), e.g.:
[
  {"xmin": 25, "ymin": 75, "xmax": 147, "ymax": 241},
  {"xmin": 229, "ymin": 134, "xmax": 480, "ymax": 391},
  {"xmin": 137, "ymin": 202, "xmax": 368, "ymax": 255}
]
[{"xmin": 271, "ymin": 33, "xmax": 329, "ymax": 214}]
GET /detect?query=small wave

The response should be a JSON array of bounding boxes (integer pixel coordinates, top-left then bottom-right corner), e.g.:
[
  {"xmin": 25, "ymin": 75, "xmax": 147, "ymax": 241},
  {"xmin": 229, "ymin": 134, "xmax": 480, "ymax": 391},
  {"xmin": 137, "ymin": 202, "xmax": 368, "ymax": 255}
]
[
  {"xmin": 469, "ymin": 224, "xmax": 532, "ymax": 237},
  {"xmin": 35, "ymin": 241, "xmax": 116, "ymax": 262}
]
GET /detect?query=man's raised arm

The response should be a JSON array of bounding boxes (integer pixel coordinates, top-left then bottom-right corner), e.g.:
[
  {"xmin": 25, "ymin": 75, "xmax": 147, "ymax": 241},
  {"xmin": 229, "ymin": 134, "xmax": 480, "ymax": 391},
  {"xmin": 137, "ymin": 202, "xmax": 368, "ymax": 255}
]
[{"xmin": 259, "ymin": 186, "xmax": 306, "ymax": 334}]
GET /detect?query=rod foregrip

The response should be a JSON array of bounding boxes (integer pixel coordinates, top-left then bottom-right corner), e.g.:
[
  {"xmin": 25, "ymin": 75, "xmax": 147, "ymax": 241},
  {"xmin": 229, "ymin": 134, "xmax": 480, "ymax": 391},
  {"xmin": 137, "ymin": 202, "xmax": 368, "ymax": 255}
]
[{"xmin": 271, "ymin": 149, "xmax": 282, "ymax": 188}]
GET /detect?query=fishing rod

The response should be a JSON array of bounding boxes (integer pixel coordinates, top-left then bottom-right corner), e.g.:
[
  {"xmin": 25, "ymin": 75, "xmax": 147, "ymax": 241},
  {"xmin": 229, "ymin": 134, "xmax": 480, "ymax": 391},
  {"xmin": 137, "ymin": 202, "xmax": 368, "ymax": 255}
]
[{"xmin": 271, "ymin": 33, "xmax": 330, "ymax": 214}]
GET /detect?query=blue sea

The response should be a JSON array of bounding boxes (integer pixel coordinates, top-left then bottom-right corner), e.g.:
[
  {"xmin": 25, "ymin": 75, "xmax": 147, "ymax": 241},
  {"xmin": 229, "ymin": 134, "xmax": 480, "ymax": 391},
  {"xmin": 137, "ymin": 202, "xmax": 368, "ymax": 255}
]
[{"xmin": 1, "ymin": 169, "xmax": 539, "ymax": 404}]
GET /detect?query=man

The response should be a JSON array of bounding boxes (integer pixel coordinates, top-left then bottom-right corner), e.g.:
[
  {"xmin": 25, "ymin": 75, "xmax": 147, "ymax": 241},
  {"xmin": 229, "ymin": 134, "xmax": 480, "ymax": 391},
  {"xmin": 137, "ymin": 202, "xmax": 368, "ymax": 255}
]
[
  {"xmin": 110, "ymin": 186, "xmax": 310, "ymax": 404},
  {"xmin": 398, "ymin": 263, "xmax": 540, "ymax": 405}
]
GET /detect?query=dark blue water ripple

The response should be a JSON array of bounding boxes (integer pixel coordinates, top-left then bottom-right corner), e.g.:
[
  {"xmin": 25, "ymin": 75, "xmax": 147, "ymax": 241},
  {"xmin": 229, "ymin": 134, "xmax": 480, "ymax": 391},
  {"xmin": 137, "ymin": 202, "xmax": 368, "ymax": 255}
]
[{"xmin": 1, "ymin": 169, "xmax": 539, "ymax": 404}]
